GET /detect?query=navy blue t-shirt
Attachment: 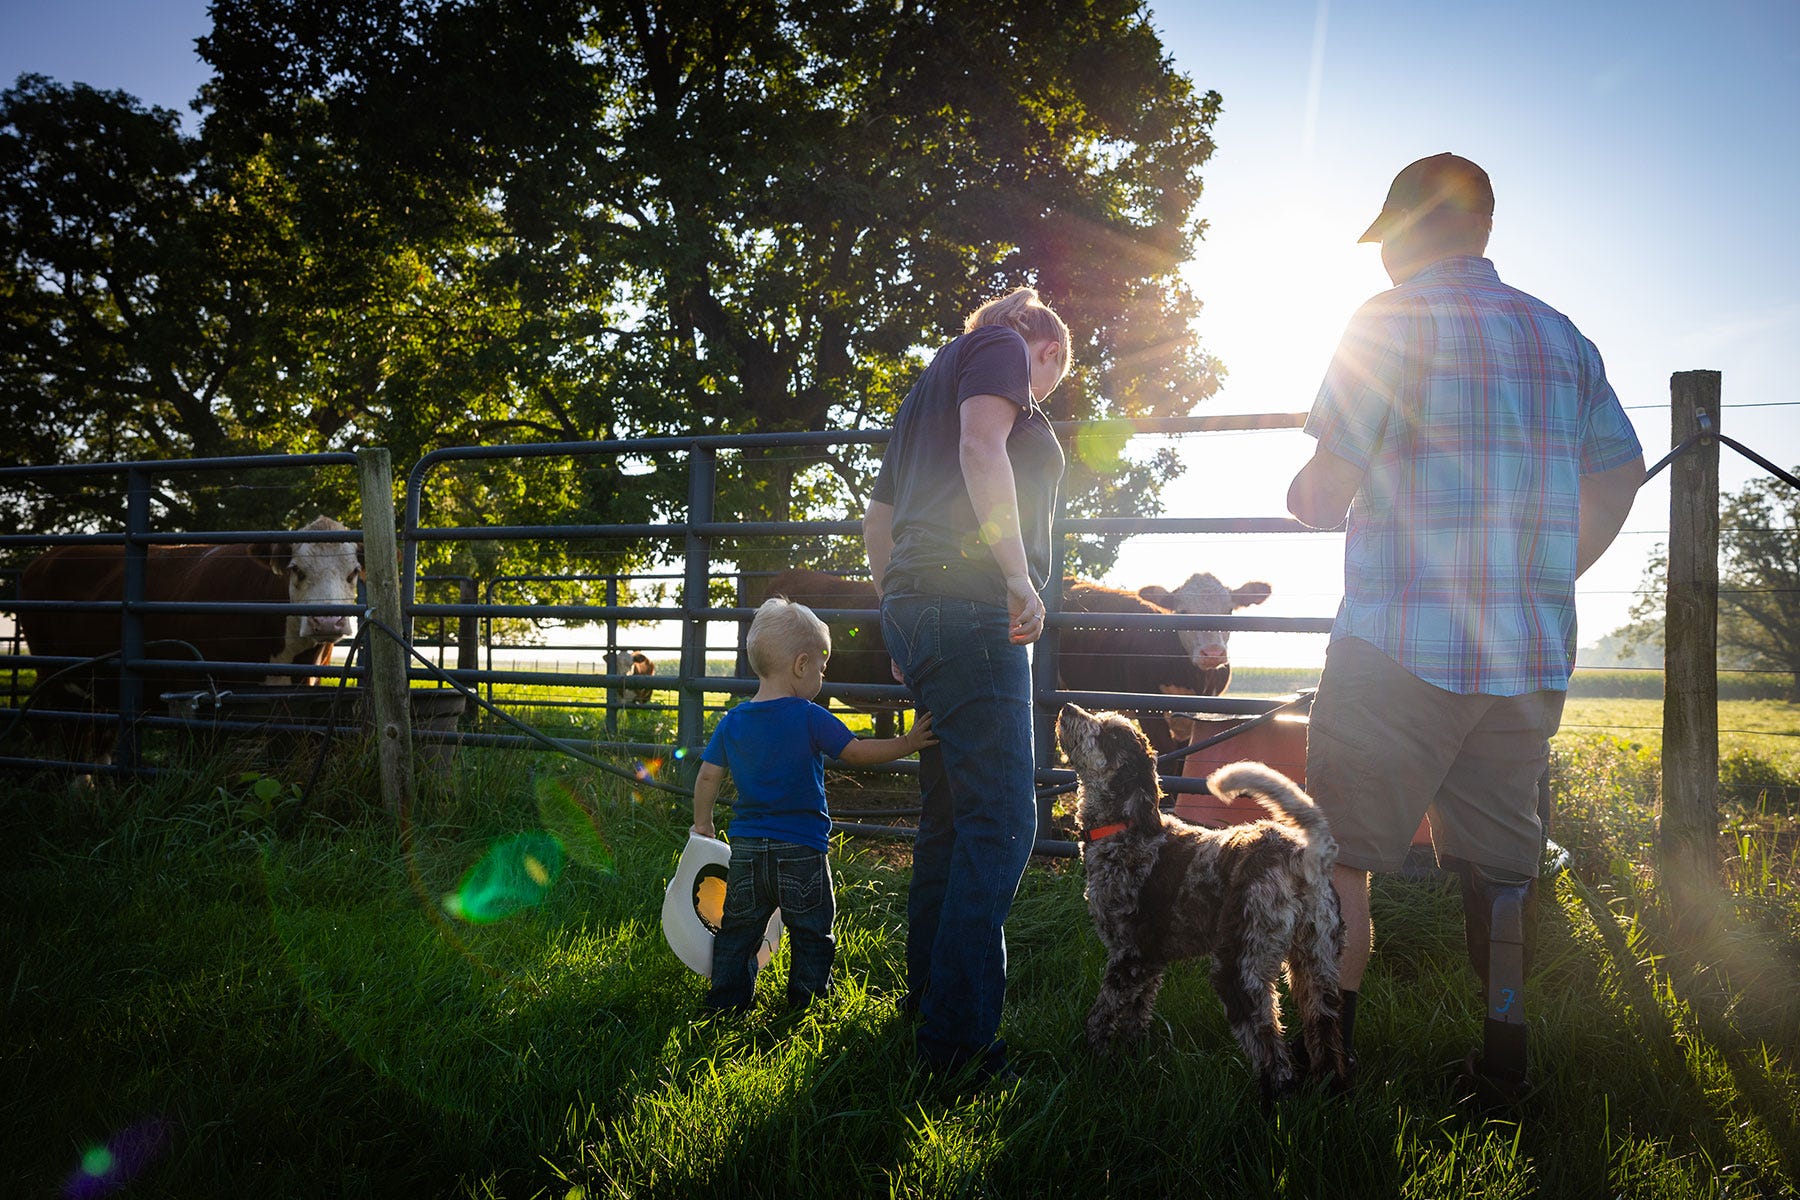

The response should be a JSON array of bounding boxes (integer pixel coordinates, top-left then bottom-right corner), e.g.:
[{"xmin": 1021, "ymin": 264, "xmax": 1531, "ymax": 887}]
[
  {"xmin": 871, "ymin": 325, "xmax": 1066, "ymax": 604},
  {"xmin": 701, "ymin": 697, "xmax": 856, "ymax": 850}
]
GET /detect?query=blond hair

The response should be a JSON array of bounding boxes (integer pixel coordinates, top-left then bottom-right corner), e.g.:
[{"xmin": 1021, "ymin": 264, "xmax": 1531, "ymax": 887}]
[
  {"xmin": 746, "ymin": 596, "xmax": 830, "ymax": 678},
  {"xmin": 964, "ymin": 286, "xmax": 1072, "ymax": 364}
]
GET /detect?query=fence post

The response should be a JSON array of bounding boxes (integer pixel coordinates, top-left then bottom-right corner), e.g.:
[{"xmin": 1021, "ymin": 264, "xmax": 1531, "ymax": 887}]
[
  {"xmin": 482, "ymin": 579, "xmax": 496, "ymax": 708},
  {"xmin": 1033, "ymin": 532, "xmax": 1068, "ymax": 832},
  {"xmin": 604, "ymin": 574, "xmax": 620, "ymax": 735},
  {"xmin": 1, "ymin": 569, "xmax": 20, "ymax": 714},
  {"xmin": 1660, "ymin": 370, "xmax": 1721, "ymax": 917},
  {"xmin": 358, "ymin": 447, "xmax": 415, "ymax": 815},
  {"xmin": 116, "ymin": 467, "xmax": 150, "ymax": 772},
  {"xmin": 456, "ymin": 576, "xmax": 479, "ymax": 673},
  {"xmin": 679, "ymin": 445, "xmax": 717, "ymax": 758}
]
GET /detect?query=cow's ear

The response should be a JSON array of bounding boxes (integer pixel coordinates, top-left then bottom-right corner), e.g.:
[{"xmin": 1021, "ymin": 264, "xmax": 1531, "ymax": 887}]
[
  {"xmin": 1138, "ymin": 585, "xmax": 1175, "ymax": 608},
  {"xmin": 250, "ymin": 542, "xmax": 291, "ymax": 575},
  {"xmin": 1232, "ymin": 581, "xmax": 1272, "ymax": 609}
]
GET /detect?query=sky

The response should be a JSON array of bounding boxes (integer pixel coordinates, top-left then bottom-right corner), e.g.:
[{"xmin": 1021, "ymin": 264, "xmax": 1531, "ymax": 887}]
[{"xmin": 3, "ymin": 0, "xmax": 1796, "ymax": 669}]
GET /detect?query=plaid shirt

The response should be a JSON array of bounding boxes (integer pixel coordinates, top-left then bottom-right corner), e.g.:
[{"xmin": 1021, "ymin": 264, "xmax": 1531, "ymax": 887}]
[{"xmin": 1306, "ymin": 256, "xmax": 1642, "ymax": 696}]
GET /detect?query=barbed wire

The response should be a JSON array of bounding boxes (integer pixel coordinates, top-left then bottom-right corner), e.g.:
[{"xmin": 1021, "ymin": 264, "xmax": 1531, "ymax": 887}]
[
  {"xmin": 1623, "ymin": 401, "xmax": 1800, "ymax": 412},
  {"xmin": 1559, "ymin": 721, "xmax": 1800, "ymax": 740}
]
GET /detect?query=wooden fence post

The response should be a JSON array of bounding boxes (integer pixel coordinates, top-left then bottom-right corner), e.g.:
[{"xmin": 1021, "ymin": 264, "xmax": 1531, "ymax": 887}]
[
  {"xmin": 1660, "ymin": 370, "xmax": 1721, "ymax": 917},
  {"xmin": 358, "ymin": 447, "xmax": 415, "ymax": 816}
]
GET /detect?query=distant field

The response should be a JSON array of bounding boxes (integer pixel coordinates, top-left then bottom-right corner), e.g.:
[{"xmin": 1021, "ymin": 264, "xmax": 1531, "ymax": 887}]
[
  {"xmin": 9, "ymin": 656, "xmax": 1789, "ymax": 702},
  {"xmin": 1228, "ymin": 664, "xmax": 1796, "ymax": 703},
  {"xmin": 8, "ymin": 659, "xmax": 1796, "ymax": 772},
  {"xmin": 1559, "ymin": 696, "xmax": 1800, "ymax": 773}
]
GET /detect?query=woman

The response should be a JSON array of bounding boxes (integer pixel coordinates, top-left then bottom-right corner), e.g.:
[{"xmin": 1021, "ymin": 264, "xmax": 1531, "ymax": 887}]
[{"xmin": 863, "ymin": 286, "xmax": 1070, "ymax": 1086}]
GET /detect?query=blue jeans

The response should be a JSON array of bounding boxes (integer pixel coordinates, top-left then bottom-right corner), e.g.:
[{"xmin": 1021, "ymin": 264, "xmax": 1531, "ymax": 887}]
[
  {"xmin": 706, "ymin": 838, "xmax": 836, "ymax": 1009},
  {"xmin": 880, "ymin": 592, "xmax": 1039, "ymax": 1069}
]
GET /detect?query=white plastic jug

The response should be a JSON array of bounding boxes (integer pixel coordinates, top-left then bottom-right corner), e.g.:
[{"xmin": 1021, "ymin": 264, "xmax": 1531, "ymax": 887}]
[{"xmin": 661, "ymin": 831, "xmax": 783, "ymax": 978}]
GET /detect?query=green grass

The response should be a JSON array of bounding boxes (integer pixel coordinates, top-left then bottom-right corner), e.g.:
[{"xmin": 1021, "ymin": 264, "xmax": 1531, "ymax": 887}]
[
  {"xmin": 5, "ymin": 689, "xmax": 1800, "ymax": 1197},
  {"xmin": 4, "ymin": 747, "xmax": 1799, "ymax": 1196}
]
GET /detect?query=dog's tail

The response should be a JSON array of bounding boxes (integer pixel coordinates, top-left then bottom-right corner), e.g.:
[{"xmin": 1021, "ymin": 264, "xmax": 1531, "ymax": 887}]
[{"xmin": 1206, "ymin": 761, "xmax": 1335, "ymax": 856}]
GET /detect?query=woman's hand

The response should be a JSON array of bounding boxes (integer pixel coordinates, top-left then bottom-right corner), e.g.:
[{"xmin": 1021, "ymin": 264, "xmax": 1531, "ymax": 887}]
[{"xmin": 1006, "ymin": 573, "xmax": 1045, "ymax": 644}]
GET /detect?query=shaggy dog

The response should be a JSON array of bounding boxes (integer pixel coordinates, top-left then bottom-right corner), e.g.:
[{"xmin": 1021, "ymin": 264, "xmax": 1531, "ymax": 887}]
[{"xmin": 1057, "ymin": 703, "xmax": 1349, "ymax": 1103}]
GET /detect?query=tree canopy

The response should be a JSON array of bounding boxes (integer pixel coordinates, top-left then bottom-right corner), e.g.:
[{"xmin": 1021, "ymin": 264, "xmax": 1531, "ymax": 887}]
[
  {"xmin": 2, "ymin": 0, "xmax": 1224, "ymax": 589},
  {"xmin": 1618, "ymin": 471, "xmax": 1800, "ymax": 699}
]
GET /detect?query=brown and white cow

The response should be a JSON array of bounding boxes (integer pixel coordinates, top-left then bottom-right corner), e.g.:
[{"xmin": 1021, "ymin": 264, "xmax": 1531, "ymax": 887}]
[
  {"xmin": 762, "ymin": 568, "xmax": 1269, "ymax": 753},
  {"xmin": 1060, "ymin": 574, "xmax": 1271, "ymax": 752},
  {"xmin": 605, "ymin": 650, "xmax": 657, "ymax": 704},
  {"xmin": 19, "ymin": 516, "xmax": 365, "ymax": 714}
]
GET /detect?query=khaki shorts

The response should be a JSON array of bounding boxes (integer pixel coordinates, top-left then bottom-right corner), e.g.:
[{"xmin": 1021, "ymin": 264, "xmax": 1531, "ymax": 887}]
[{"xmin": 1305, "ymin": 637, "xmax": 1565, "ymax": 878}]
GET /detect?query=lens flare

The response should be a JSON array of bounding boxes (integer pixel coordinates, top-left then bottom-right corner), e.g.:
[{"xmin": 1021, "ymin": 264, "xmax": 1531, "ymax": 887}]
[
  {"xmin": 673, "ymin": 747, "xmax": 689, "ymax": 760},
  {"xmin": 633, "ymin": 758, "xmax": 663, "ymax": 782},
  {"xmin": 533, "ymin": 775, "xmax": 616, "ymax": 875},
  {"xmin": 1073, "ymin": 416, "xmax": 1133, "ymax": 474},
  {"xmin": 443, "ymin": 831, "xmax": 566, "ymax": 923},
  {"xmin": 64, "ymin": 1118, "xmax": 169, "ymax": 1199}
]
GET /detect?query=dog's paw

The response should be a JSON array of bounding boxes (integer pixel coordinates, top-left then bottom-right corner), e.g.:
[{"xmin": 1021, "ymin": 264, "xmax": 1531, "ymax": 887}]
[{"xmin": 1257, "ymin": 1067, "xmax": 1301, "ymax": 1113}]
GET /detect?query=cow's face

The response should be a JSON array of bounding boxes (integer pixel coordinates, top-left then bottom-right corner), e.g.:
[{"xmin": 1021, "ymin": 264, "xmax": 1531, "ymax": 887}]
[
  {"xmin": 1139, "ymin": 573, "xmax": 1272, "ymax": 671},
  {"xmin": 260, "ymin": 517, "xmax": 364, "ymax": 647}
]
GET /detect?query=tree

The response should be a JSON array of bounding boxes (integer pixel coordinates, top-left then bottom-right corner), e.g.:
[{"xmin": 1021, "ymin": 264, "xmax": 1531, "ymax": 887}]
[
  {"xmin": 197, "ymin": 0, "xmax": 1224, "ymax": 569},
  {"xmin": 1619, "ymin": 472, "xmax": 1800, "ymax": 699},
  {"xmin": 1717, "ymin": 474, "xmax": 1800, "ymax": 699},
  {"xmin": 5, "ymin": 0, "xmax": 1225, "ymax": 591},
  {"xmin": 0, "ymin": 62, "xmax": 681, "ymax": 585}
]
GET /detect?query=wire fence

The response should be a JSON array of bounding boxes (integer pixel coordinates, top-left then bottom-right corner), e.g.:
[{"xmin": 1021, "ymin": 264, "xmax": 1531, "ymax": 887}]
[{"xmin": 1, "ymin": 389, "xmax": 1796, "ymax": 848}]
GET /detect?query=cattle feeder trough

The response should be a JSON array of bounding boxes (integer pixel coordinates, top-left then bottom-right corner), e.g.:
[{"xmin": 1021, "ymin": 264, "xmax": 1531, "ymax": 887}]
[{"xmin": 162, "ymin": 685, "xmax": 467, "ymax": 773}]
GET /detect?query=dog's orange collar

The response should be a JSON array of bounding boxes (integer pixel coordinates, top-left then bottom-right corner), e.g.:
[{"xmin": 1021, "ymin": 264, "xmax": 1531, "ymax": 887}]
[{"xmin": 1081, "ymin": 822, "xmax": 1129, "ymax": 843}]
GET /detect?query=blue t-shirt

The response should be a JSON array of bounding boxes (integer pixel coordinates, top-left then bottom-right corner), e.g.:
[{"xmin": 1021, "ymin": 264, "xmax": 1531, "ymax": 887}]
[{"xmin": 701, "ymin": 697, "xmax": 856, "ymax": 850}]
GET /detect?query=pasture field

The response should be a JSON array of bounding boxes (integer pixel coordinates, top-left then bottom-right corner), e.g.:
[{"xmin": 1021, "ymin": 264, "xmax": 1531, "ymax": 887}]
[{"xmin": 3, "ymin": 680, "xmax": 1800, "ymax": 1197}]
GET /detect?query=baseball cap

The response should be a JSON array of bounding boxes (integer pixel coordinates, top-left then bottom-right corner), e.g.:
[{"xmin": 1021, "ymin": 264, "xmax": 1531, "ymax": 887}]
[{"xmin": 1358, "ymin": 153, "xmax": 1494, "ymax": 244}]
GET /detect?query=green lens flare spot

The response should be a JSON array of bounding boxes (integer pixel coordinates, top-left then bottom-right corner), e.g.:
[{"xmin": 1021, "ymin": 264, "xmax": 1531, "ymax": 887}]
[
  {"xmin": 444, "ymin": 830, "xmax": 567, "ymax": 923},
  {"xmin": 534, "ymin": 775, "xmax": 616, "ymax": 875},
  {"xmin": 1074, "ymin": 417, "xmax": 1133, "ymax": 474},
  {"xmin": 81, "ymin": 1145, "xmax": 115, "ymax": 1176}
]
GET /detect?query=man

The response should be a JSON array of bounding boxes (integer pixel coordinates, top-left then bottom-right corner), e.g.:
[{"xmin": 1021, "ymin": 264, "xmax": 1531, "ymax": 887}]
[{"xmin": 1288, "ymin": 153, "xmax": 1645, "ymax": 1101}]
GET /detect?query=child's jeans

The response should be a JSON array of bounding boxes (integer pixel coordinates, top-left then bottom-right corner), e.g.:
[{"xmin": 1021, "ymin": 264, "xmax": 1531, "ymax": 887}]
[{"xmin": 706, "ymin": 837, "xmax": 836, "ymax": 1009}]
